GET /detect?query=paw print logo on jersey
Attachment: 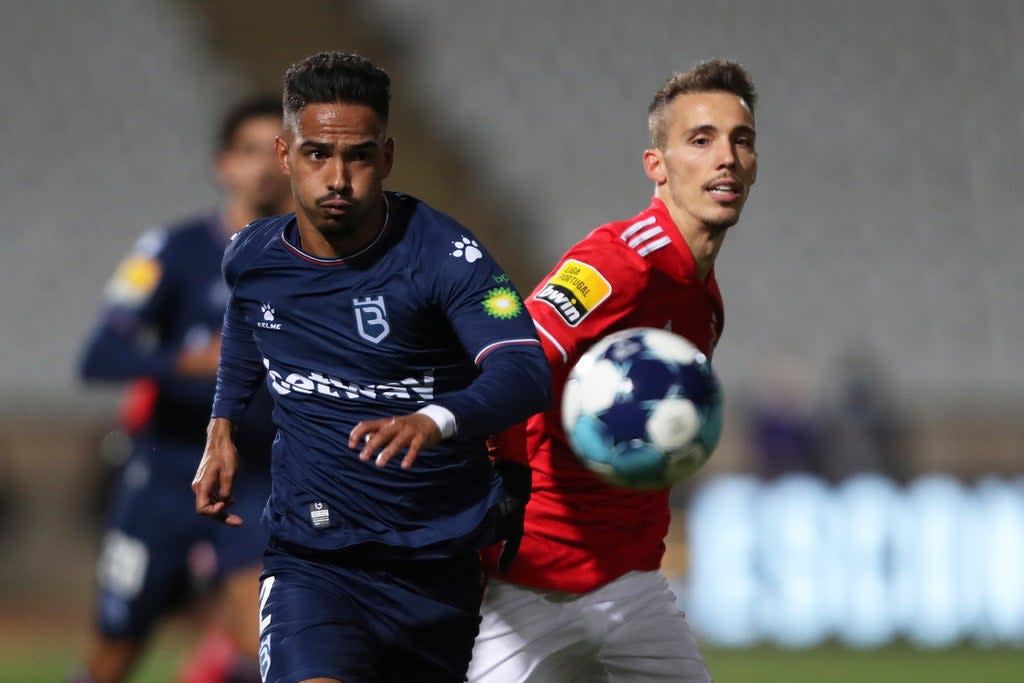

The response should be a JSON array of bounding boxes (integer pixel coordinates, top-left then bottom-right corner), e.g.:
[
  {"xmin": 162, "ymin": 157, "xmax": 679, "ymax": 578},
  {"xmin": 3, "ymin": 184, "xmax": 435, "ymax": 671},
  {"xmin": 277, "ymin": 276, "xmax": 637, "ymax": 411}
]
[
  {"xmin": 451, "ymin": 237, "xmax": 483, "ymax": 263},
  {"xmin": 257, "ymin": 303, "xmax": 282, "ymax": 330}
]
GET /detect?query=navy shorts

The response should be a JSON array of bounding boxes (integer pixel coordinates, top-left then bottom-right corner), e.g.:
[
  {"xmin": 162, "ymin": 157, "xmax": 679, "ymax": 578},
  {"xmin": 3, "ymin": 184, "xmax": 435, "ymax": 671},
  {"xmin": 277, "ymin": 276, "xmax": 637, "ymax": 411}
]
[
  {"xmin": 258, "ymin": 541, "xmax": 483, "ymax": 683},
  {"xmin": 94, "ymin": 439, "xmax": 270, "ymax": 638}
]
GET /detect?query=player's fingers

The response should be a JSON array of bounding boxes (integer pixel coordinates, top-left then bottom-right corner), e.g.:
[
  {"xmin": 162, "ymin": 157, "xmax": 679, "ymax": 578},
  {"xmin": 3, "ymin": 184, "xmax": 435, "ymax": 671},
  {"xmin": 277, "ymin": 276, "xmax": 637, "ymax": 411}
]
[
  {"xmin": 197, "ymin": 497, "xmax": 225, "ymax": 517},
  {"xmin": 374, "ymin": 428, "xmax": 410, "ymax": 468},
  {"xmin": 217, "ymin": 469, "xmax": 236, "ymax": 501},
  {"xmin": 400, "ymin": 433, "xmax": 426, "ymax": 470},
  {"xmin": 223, "ymin": 512, "xmax": 244, "ymax": 527},
  {"xmin": 350, "ymin": 416, "xmax": 393, "ymax": 451},
  {"xmin": 348, "ymin": 420, "xmax": 374, "ymax": 449},
  {"xmin": 193, "ymin": 472, "xmax": 218, "ymax": 510},
  {"xmin": 358, "ymin": 418, "xmax": 398, "ymax": 461}
]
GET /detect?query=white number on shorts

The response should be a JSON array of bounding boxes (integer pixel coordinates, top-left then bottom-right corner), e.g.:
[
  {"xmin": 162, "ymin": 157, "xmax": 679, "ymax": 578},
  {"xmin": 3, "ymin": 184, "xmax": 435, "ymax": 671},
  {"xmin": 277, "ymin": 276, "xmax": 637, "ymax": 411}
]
[
  {"xmin": 259, "ymin": 575, "xmax": 276, "ymax": 634},
  {"xmin": 97, "ymin": 530, "xmax": 149, "ymax": 597}
]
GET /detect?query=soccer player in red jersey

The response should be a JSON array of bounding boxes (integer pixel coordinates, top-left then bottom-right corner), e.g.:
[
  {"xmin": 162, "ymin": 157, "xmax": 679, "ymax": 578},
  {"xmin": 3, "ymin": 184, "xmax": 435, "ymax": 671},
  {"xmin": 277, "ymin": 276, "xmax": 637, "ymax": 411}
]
[{"xmin": 471, "ymin": 59, "xmax": 759, "ymax": 682}]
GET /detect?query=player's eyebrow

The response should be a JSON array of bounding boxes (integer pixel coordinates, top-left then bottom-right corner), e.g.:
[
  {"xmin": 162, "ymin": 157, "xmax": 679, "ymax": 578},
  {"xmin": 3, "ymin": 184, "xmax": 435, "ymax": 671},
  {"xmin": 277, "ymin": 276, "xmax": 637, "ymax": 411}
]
[
  {"xmin": 298, "ymin": 139, "xmax": 333, "ymax": 152},
  {"xmin": 684, "ymin": 124, "xmax": 757, "ymax": 139},
  {"xmin": 343, "ymin": 140, "xmax": 379, "ymax": 154}
]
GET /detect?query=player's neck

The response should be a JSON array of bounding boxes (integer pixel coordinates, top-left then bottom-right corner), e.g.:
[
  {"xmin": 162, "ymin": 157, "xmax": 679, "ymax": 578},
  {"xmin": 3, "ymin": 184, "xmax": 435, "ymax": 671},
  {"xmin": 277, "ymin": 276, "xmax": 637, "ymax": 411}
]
[
  {"xmin": 296, "ymin": 196, "xmax": 387, "ymax": 259},
  {"xmin": 659, "ymin": 198, "xmax": 725, "ymax": 281}
]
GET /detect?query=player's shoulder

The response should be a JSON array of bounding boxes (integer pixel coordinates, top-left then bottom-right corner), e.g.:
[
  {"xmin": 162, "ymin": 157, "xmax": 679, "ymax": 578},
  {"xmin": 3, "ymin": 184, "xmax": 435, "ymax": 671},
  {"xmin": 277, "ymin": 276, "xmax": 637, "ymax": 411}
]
[
  {"xmin": 224, "ymin": 214, "xmax": 292, "ymax": 283},
  {"xmin": 397, "ymin": 192, "xmax": 466, "ymax": 235},
  {"xmin": 591, "ymin": 208, "xmax": 673, "ymax": 262},
  {"xmin": 391, "ymin": 192, "xmax": 497, "ymax": 272},
  {"xmin": 556, "ymin": 211, "xmax": 661, "ymax": 281}
]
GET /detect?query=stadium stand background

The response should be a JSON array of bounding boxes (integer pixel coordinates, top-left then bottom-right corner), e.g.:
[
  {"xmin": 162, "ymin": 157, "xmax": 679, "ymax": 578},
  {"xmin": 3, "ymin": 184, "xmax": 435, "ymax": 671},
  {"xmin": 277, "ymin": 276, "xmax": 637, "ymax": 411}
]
[{"xmin": 1, "ymin": 0, "xmax": 1021, "ymax": 637}]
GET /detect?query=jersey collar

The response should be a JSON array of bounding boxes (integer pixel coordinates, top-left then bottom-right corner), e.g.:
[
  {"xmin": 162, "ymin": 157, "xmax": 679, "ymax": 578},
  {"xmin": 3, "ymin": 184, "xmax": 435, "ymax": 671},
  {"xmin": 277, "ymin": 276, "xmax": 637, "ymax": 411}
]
[
  {"xmin": 280, "ymin": 194, "xmax": 391, "ymax": 267},
  {"xmin": 647, "ymin": 196, "xmax": 717, "ymax": 286}
]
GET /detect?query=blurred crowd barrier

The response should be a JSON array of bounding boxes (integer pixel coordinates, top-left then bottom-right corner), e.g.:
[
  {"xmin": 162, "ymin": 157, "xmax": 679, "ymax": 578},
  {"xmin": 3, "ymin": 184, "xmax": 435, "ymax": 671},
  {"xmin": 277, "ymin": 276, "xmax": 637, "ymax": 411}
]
[{"xmin": 681, "ymin": 474, "xmax": 1024, "ymax": 649}]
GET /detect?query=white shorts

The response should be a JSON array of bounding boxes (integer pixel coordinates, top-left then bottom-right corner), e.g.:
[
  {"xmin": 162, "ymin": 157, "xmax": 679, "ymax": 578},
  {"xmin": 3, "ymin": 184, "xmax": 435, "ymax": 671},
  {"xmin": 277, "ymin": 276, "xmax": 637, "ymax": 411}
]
[{"xmin": 469, "ymin": 570, "xmax": 710, "ymax": 683}]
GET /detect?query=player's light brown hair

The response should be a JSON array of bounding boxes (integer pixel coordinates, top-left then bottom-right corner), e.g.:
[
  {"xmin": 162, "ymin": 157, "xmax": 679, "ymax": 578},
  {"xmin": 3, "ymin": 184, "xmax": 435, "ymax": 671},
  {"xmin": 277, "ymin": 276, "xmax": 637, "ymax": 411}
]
[{"xmin": 647, "ymin": 59, "xmax": 757, "ymax": 148}]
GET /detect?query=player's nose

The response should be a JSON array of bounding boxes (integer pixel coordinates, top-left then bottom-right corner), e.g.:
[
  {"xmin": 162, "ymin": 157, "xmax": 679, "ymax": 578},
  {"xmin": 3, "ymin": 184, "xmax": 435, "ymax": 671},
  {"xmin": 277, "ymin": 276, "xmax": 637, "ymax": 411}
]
[
  {"xmin": 326, "ymin": 157, "xmax": 351, "ymax": 192},
  {"xmin": 715, "ymin": 139, "xmax": 738, "ymax": 169}
]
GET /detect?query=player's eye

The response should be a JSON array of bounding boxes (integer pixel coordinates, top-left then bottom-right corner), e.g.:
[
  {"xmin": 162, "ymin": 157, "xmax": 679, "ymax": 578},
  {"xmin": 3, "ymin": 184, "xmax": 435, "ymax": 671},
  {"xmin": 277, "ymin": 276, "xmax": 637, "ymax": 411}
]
[
  {"xmin": 736, "ymin": 137, "xmax": 754, "ymax": 148},
  {"xmin": 306, "ymin": 150, "xmax": 328, "ymax": 160},
  {"xmin": 691, "ymin": 137, "xmax": 711, "ymax": 147}
]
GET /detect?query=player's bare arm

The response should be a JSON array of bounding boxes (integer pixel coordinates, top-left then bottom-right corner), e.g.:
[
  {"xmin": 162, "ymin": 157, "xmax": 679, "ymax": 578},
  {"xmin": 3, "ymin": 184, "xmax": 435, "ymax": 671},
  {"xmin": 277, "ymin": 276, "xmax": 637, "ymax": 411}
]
[
  {"xmin": 175, "ymin": 332, "xmax": 222, "ymax": 377},
  {"xmin": 192, "ymin": 417, "xmax": 244, "ymax": 526},
  {"xmin": 349, "ymin": 413, "xmax": 442, "ymax": 470}
]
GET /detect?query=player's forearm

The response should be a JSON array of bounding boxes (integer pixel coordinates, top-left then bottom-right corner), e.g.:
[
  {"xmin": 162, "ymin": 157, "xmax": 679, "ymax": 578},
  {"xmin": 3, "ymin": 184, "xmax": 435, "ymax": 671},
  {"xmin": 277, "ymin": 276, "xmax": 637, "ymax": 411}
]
[
  {"xmin": 78, "ymin": 323, "xmax": 178, "ymax": 382},
  {"xmin": 434, "ymin": 347, "xmax": 552, "ymax": 439}
]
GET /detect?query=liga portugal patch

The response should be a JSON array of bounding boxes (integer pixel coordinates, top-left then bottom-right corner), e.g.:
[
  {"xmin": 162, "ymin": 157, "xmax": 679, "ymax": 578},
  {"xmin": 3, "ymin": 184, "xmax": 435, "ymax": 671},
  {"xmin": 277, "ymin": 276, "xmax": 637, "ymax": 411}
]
[{"xmin": 533, "ymin": 259, "xmax": 611, "ymax": 326}]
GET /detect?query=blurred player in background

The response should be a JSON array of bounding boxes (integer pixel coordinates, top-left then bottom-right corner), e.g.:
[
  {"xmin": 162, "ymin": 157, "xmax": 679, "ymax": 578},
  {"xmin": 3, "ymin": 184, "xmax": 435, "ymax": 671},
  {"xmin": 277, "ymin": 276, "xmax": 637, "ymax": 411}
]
[
  {"xmin": 71, "ymin": 96, "xmax": 291, "ymax": 683},
  {"xmin": 470, "ymin": 59, "xmax": 759, "ymax": 682},
  {"xmin": 191, "ymin": 51, "xmax": 549, "ymax": 683}
]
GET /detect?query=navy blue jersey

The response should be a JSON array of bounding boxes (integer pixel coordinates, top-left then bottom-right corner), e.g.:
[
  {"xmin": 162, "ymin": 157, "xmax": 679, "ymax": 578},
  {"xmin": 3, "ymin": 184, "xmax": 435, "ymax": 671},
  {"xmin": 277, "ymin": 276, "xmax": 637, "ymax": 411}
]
[
  {"xmin": 213, "ymin": 193, "xmax": 550, "ymax": 556},
  {"xmin": 79, "ymin": 215, "xmax": 275, "ymax": 455}
]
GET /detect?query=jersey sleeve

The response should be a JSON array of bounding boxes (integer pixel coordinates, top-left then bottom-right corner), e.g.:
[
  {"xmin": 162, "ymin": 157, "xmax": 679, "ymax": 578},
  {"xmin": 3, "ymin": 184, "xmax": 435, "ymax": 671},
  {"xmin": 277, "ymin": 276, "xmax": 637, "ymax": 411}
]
[
  {"xmin": 78, "ymin": 228, "xmax": 180, "ymax": 381},
  {"xmin": 210, "ymin": 221, "xmax": 271, "ymax": 421},
  {"xmin": 432, "ymin": 234, "xmax": 542, "ymax": 365},
  {"xmin": 526, "ymin": 236, "xmax": 649, "ymax": 388},
  {"xmin": 426, "ymin": 231, "xmax": 551, "ymax": 438},
  {"xmin": 210, "ymin": 293, "xmax": 265, "ymax": 422}
]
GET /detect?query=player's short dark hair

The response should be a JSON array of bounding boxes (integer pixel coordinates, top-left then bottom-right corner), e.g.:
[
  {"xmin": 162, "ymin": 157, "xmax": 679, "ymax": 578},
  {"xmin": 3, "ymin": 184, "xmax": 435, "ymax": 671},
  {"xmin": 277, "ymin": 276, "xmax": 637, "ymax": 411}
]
[
  {"xmin": 218, "ymin": 95, "xmax": 283, "ymax": 152},
  {"xmin": 648, "ymin": 59, "xmax": 757, "ymax": 148},
  {"xmin": 282, "ymin": 51, "xmax": 391, "ymax": 132}
]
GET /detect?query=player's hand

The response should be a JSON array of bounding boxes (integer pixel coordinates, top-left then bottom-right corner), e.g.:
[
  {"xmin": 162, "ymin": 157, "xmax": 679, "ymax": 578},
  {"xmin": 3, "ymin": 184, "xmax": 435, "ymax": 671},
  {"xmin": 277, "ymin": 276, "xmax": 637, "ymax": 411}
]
[
  {"xmin": 177, "ymin": 331, "xmax": 222, "ymax": 378},
  {"xmin": 192, "ymin": 418, "xmax": 243, "ymax": 526},
  {"xmin": 494, "ymin": 460, "xmax": 531, "ymax": 572},
  {"xmin": 348, "ymin": 413, "xmax": 442, "ymax": 470}
]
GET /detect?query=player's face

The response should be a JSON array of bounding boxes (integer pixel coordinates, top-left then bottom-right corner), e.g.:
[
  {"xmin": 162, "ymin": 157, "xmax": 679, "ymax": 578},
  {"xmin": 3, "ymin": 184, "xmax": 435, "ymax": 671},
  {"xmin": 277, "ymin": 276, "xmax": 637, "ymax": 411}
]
[
  {"xmin": 645, "ymin": 92, "xmax": 757, "ymax": 232},
  {"xmin": 277, "ymin": 102, "xmax": 394, "ymax": 242},
  {"xmin": 216, "ymin": 115, "xmax": 291, "ymax": 216}
]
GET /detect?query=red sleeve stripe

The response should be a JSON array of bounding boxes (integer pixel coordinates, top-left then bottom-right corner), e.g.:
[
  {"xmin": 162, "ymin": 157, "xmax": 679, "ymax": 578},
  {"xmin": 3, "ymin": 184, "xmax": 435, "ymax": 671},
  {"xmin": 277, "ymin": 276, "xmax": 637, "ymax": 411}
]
[
  {"xmin": 533, "ymin": 320, "xmax": 569, "ymax": 364},
  {"xmin": 474, "ymin": 338, "xmax": 542, "ymax": 365}
]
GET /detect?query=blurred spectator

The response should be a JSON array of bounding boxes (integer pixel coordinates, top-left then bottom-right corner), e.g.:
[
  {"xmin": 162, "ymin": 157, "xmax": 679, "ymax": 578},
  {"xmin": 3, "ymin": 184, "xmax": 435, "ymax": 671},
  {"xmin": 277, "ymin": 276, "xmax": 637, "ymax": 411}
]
[
  {"xmin": 743, "ymin": 351, "xmax": 825, "ymax": 479},
  {"xmin": 818, "ymin": 344, "xmax": 907, "ymax": 483}
]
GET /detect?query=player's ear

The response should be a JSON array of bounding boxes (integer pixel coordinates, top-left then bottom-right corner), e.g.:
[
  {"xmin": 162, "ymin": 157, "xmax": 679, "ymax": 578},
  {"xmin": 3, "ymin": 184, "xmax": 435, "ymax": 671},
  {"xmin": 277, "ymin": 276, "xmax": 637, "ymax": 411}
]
[
  {"xmin": 380, "ymin": 137, "xmax": 395, "ymax": 179},
  {"xmin": 213, "ymin": 150, "xmax": 229, "ymax": 186},
  {"xmin": 643, "ymin": 147, "xmax": 668, "ymax": 185},
  {"xmin": 275, "ymin": 136, "xmax": 291, "ymax": 175}
]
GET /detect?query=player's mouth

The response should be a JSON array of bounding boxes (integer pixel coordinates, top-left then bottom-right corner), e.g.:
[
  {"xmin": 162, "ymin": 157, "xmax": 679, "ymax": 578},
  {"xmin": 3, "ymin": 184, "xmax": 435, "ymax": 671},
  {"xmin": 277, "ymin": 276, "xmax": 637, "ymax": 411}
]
[
  {"xmin": 704, "ymin": 177, "xmax": 743, "ymax": 203},
  {"xmin": 320, "ymin": 199, "xmax": 353, "ymax": 217}
]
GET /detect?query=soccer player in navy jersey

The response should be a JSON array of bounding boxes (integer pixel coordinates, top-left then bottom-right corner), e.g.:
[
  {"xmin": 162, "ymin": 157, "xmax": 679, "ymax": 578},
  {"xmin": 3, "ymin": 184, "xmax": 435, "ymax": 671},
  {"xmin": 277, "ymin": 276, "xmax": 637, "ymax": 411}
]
[
  {"xmin": 71, "ymin": 97, "xmax": 291, "ymax": 683},
  {"xmin": 191, "ymin": 52, "xmax": 551, "ymax": 683}
]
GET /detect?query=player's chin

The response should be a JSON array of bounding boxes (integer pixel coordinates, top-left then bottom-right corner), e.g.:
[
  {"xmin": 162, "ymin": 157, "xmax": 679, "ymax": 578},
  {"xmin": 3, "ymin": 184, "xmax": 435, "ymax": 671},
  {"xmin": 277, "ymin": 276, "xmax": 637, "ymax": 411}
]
[
  {"xmin": 316, "ymin": 217, "xmax": 356, "ymax": 238},
  {"xmin": 703, "ymin": 208, "xmax": 742, "ymax": 231}
]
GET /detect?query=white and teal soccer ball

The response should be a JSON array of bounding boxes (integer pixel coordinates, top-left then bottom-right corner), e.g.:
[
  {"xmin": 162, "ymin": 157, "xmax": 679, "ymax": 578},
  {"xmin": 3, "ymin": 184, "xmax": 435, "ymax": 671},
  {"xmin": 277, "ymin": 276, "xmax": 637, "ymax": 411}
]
[{"xmin": 561, "ymin": 327, "xmax": 723, "ymax": 489}]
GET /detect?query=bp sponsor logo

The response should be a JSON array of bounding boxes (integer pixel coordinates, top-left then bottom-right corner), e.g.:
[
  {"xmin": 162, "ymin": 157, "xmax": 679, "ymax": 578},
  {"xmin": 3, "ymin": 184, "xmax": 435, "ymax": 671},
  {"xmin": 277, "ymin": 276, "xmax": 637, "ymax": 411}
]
[{"xmin": 482, "ymin": 287, "xmax": 523, "ymax": 320}]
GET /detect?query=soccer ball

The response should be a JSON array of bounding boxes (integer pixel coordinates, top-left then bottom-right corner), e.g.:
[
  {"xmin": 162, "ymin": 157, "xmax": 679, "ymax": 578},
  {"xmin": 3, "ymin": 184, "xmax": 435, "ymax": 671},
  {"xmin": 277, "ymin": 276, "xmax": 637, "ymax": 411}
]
[{"xmin": 561, "ymin": 327, "xmax": 723, "ymax": 489}]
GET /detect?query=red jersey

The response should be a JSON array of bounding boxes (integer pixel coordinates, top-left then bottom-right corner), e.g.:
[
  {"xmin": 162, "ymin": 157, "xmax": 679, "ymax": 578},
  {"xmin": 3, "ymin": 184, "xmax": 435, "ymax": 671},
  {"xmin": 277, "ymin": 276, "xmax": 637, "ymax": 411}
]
[{"xmin": 484, "ymin": 197, "xmax": 724, "ymax": 593}]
